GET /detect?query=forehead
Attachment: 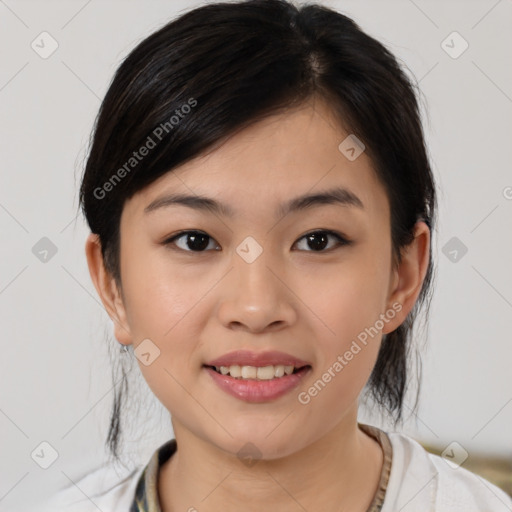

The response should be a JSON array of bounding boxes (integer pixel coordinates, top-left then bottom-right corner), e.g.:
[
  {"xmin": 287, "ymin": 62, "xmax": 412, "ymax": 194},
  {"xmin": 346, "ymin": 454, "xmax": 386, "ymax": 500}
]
[{"xmin": 124, "ymin": 98, "xmax": 389, "ymax": 224}]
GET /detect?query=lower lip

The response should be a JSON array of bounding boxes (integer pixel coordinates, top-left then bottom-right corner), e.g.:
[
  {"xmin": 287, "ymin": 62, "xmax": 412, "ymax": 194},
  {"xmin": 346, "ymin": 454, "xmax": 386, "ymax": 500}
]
[{"xmin": 204, "ymin": 366, "xmax": 311, "ymax": 403}]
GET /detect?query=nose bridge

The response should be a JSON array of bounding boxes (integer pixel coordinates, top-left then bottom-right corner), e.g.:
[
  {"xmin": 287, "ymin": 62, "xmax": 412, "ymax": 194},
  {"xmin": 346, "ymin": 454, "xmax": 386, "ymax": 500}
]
[
  {"xmin": 217, "ymin": 235, "xmax": 295, "ymax": 331},
  {"xmin": 233, "ymin": 236, "xmax": 280, "ymax": 304}
]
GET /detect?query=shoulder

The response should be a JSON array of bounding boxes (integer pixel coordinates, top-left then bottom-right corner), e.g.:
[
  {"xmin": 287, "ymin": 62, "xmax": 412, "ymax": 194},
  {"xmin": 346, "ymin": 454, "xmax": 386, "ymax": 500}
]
[
  {"xmin": 40, "ymin": 462, "xmax": 144, "ymax": 512},
  {"xmin": 382, "ymin": 430, "xmax": 512, "ymax": 512}
]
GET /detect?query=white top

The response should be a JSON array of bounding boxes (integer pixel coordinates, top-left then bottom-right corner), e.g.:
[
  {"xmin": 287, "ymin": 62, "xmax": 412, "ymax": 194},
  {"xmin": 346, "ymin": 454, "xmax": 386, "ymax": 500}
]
[{"xmin": 41, "ymin": 426, "xmax": 512, "ymax": 511}]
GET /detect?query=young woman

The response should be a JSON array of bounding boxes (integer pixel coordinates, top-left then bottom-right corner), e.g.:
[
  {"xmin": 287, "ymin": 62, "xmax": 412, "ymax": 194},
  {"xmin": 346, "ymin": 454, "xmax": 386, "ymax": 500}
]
[{"xmin": 46, "ymin": 0, "xmax": 512, "ymax": 510}]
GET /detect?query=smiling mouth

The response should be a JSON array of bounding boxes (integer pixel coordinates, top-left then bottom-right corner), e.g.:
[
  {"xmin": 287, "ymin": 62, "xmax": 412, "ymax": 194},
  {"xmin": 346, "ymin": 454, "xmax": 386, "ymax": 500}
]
[{"xmin": 204, "ymin": 364, "xmax": 311, "ymax": 380}]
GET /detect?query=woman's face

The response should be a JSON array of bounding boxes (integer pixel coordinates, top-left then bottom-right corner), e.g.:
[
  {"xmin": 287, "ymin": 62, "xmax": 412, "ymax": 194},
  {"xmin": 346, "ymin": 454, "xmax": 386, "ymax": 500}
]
[{"xmin": 89, "ymin": 98, "xmax": 428, "ymax": 459}]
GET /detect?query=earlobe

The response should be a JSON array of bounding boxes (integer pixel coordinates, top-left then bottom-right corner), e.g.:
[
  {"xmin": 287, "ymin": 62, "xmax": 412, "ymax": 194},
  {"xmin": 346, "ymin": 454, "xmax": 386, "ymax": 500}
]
[
  {"xmin": 84, "ymin": 233, "xmax": 133, "ymax": 346},
  {"xmin": 382, "ymin": 221, "xmax": 431, "ymax": 334}
]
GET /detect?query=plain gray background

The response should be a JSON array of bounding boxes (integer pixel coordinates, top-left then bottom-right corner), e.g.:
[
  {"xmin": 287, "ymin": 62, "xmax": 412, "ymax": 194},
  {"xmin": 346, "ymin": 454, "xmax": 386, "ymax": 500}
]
[{"xmin": 1, "ymin": 0, "xmax": 511, "ymax": 510}]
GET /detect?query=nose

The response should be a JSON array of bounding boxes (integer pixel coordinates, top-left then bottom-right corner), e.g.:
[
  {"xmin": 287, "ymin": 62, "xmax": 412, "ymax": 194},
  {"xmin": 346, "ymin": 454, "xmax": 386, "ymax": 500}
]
[{"xmin": 216, "ymin": 246, "xmax": 297, "ymax": 334}]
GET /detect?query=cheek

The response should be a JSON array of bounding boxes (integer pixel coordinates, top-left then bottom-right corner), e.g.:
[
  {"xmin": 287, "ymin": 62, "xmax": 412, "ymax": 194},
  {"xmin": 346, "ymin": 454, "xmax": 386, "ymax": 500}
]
[
  {"xmin": 299, "ymin": 242, "xmax": 391, "ymax": 401},
  {"xmin": 119, "ymin": 245, "xmax": 211, "ymax": 398},
  {"xmin": 121, "ymin": 240, "xmax": 200, "ymax": 338},
  {"xmin": 296, "ymin": 271, "xmax": 387, "ymax": 418},
  {"xmin": 306, "ymin": 254, "xmax": 391, "ymax": 346},
  {"xmin": 123, "ymin": 266, "xmax": 208, "ymax": 417}
]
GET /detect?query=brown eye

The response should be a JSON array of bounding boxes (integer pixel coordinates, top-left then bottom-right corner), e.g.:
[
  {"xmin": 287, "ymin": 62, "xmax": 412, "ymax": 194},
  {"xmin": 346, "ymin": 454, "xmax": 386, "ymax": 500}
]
[
  {"xmin": 163, "ymin": 229, "xmax": 350, "ymax": 254},
  {"xmin": 294, "ymin": 230, "xmax": 350, "ymax": 252},
  {"xmin": 164, "ymin": 231, "xmax": 220, "ymax": 252}
]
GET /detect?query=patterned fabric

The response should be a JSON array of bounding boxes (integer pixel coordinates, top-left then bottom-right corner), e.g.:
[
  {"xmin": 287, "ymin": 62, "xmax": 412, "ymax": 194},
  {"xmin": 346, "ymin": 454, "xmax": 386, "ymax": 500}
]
[
  {"xmin": 129, "ymin": 423, "xmax": 392, "ymax": 511},
  {"xmin": 362, "ymin": 423, "xmax": 393, "ymax": 512},
  {"xmin": 130, "ymin": 439, "xmax": 177, "ymax": 512}
]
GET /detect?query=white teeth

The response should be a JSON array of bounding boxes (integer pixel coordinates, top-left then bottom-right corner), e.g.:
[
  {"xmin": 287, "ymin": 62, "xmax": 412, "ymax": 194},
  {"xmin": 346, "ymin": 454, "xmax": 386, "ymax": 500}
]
[
  {"xmin": 228, "ymin": 365, "xmax": 241, "ymax": 378},
  {"xmin": 241, "ymin": 366, "xmax": 257, "ymax": 379},
  {"xmin": 214, "ymin": 364, "xmax": 299, "ymax": 379},
  {"xmin": 256, "ymin": 366, "xmax": 275, "ymax": 380},
  {"xmin": 274, "ymin": 365, "xmax": 285, "ymax": 377}
]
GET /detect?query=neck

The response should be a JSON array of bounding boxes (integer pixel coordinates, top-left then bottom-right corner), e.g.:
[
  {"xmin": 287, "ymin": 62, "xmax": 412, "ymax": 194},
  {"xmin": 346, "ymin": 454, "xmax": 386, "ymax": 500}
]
[{"xmin": 158, "ymin": 408, "xmax": 384, "ymax": 512}]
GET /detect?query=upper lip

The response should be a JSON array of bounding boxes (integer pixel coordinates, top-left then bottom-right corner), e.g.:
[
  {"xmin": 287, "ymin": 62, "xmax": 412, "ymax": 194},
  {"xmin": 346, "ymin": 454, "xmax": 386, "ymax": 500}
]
[{"xmin": 205, "ymin": 350, "xmax": 311, "ymax": 368}]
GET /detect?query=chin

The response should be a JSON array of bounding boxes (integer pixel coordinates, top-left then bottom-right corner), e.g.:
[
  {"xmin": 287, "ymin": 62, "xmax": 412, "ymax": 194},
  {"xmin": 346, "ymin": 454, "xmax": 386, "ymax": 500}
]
[{"xmin": 204, "ymin": 425, "xmax": 310, "ymax": 464}]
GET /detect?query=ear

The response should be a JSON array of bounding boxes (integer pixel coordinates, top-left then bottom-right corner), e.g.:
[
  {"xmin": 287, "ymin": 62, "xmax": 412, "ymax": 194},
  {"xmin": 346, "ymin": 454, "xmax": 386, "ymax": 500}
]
[
  {"xmin": 85, "ymin": 233, "xmax": 133, "ymax": 346},
  {"xmin": 382, "ymin": 220, "xmax": 431, "ymax": 334}
]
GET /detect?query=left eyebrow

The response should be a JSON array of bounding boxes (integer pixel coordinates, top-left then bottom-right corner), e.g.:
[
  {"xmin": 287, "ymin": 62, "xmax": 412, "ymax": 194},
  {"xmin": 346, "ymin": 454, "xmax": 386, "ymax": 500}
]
[{"xmin": 144, "ymin": 186, "xmax": 364, "ymax": 218}]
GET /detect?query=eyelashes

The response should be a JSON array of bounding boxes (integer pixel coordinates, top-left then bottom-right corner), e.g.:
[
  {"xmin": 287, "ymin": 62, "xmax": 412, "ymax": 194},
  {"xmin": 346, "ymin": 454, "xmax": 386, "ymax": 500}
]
[{"xmin": 163, "ymin": 229, "xmax": 352, "ymax": 254}]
